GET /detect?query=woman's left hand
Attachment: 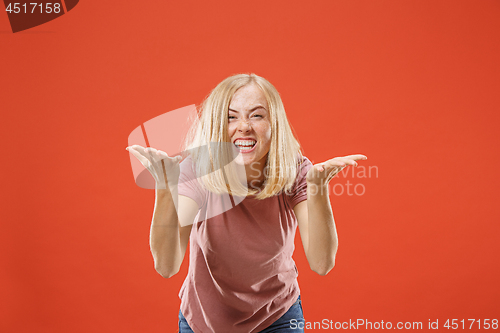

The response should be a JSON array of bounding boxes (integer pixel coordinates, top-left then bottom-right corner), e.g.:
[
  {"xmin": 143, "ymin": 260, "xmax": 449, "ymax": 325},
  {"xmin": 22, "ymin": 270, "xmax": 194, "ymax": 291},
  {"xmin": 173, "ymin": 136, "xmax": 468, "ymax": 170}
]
[{"xmin": 306, "ymin": 154, "xmax": 368, "ymax": 186}]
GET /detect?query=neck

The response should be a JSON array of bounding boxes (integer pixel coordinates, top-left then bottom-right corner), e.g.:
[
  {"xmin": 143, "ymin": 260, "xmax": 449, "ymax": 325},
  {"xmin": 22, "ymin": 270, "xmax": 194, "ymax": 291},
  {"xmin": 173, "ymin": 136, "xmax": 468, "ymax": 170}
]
[{"xmin": 245, "ymin": 159, "xmax": 267, "ymax": 190}]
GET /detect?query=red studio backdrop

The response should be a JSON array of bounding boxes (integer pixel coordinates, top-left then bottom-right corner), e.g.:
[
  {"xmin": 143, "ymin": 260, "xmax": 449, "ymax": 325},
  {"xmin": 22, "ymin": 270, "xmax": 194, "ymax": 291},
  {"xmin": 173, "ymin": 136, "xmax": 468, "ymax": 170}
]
[{"xmin": 1, "ymin": 1, "xmax": 499, "ymax": 332}]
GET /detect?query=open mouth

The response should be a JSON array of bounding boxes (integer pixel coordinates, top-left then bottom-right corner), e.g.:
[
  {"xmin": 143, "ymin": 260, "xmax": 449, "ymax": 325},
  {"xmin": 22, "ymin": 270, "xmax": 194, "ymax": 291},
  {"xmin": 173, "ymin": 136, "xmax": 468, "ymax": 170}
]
[{"xmin": 234, "ymin": 139, "xmax": 257, "ymax": 152}]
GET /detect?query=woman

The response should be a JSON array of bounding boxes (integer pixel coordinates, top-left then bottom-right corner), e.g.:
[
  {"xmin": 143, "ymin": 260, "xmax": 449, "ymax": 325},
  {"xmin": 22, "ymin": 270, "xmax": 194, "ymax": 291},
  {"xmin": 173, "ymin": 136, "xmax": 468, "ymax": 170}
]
[{"xmin": 126, "ymin": 74, "xmax": 367, "ymax": 332}]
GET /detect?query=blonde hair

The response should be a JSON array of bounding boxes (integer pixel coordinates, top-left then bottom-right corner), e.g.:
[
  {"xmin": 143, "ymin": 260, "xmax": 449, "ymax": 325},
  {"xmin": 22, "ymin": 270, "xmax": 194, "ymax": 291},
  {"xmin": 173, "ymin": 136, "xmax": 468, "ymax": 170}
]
[{"xmin": 184, "ymin": 73, "xmax": 303, "ymax": 200}]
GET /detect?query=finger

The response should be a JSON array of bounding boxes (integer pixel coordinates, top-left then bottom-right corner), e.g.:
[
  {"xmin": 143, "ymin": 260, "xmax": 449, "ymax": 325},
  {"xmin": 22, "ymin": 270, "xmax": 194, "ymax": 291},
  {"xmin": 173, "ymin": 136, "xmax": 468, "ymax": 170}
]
[
  {"xmin": 156, "ymin": 150, "xmax": 183, "ymax": 164},
  {"xmin": 137, "ymin": 146, "xmax": 158, "ymax": 156},
  {"xmin": 314, "ymin": 162, "xmax": 340, "ymax": 177},
  {"xmin": 130, "ymin": 145, "xmax": 153, "ymax": 158},
  {"xmin": 130, "ymin": 144, "xmax": 148, "ymax": 153},
  {"xmin": 342, "ymin": 154, "xmax": 367, "ymax": 161},
  {"xmin": 155, "ymin": 149, "xmax": 168, "ymax": 159},
  {"xmin": 323, "ymin": 159, "xmax": 348, "ymax": 169},
  {"xmin": 335, "ymin": 157, "xmax": 358, "ymax": 167},
  {"xmin": 315, "ymin": 164, "xmax": 325, "ymax": 172},
  {"xmin": 144, "ymin": 147, "xmax": 157, "ymax": 155},
  {"xmin": 313, "ymin": 161, "xmax": 328, "ymax": 172},
  {"xmin": 127, "ymin": 147, "xmax": 152, "ymax": 168},
  {"xmin": 144, "ymin": 147, "xmax": 166, "ymax": 163},
  {"xmin": 324, "ymin": 157, "xmax": 359, "ymax": 169}
]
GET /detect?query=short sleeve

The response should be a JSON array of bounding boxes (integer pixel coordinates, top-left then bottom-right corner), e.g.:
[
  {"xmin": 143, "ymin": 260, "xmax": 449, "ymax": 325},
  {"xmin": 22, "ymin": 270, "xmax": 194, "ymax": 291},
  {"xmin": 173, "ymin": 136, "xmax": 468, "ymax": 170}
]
[
  {"xmin": 178, "ymin": 155, "xmax": 206, "ymax": 209},
  {"xmin": 286, "ymin": 156, "xmax": 313, "ymax": 208}
]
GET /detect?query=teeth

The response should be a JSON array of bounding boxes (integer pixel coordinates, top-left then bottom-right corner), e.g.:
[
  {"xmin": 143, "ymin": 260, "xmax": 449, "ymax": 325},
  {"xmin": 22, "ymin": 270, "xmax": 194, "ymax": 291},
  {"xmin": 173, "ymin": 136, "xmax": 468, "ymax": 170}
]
[
  {"xmin": 235, "ymin": 140, "xmax": 256, "ymax": 147},
  {"xmin": 234, "ymin": 140, "xmax": 256, "ymax": 151}
]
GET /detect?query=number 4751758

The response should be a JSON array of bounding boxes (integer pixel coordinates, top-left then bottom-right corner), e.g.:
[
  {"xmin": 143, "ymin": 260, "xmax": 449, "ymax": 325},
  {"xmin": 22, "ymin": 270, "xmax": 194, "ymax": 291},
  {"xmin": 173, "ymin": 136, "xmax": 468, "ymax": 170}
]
[{"xmin": 5, "ymin": 3, "xmax": 61, "ymax": 14}]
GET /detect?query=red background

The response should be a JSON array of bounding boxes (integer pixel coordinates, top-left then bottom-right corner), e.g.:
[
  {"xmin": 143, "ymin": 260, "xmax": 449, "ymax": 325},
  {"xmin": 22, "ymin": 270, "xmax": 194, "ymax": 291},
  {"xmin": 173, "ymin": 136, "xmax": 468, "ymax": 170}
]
[{"xmin": 1, "ymin": 1, "xmax": 499, "ymax": 332}]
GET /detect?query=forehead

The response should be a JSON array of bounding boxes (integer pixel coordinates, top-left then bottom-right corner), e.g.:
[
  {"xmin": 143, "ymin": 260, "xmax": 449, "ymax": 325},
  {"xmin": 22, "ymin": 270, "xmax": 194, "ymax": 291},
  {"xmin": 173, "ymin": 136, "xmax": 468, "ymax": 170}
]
[{"xmin": 229, "ymin": 83, "xmax": 268, "ymax": 110}]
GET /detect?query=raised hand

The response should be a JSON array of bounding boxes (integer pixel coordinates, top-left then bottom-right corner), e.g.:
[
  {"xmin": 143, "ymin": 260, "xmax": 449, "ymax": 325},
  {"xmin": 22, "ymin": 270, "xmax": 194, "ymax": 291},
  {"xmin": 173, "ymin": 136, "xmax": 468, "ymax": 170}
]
[
  {"xmin": 126, "ymin": 145, "xmax": 182, "ymax": 189},
  {"xmin": 306, "ymin": 154, "xmax": 368, "ymax": 186}
]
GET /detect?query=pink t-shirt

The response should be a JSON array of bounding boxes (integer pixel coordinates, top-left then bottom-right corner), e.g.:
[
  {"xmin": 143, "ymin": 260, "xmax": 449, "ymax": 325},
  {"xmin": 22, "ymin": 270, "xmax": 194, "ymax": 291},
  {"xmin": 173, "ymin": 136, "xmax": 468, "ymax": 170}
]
[{"xmin": 177, "ymin": 155, "xmax": 313, "ymax": 333}]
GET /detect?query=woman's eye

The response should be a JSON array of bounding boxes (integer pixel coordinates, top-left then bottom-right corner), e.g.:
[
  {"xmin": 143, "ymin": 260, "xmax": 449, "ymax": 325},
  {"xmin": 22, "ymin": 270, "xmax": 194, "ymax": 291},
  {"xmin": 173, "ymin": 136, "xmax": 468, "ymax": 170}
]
[
  {"xmin": 228, "ymin": 115, "xmax": 236, "ymax": 119},
  {"xmin": 253, "ymin": 114, "xmax": 263, "ymax": 118}
]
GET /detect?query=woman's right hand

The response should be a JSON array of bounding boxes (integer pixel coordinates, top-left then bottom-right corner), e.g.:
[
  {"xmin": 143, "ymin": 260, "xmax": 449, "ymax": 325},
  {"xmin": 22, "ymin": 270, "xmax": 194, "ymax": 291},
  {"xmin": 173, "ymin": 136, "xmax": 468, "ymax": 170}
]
[{"xmin": 126, "ymin": 145, "xmax": 182, "ymax": 189}]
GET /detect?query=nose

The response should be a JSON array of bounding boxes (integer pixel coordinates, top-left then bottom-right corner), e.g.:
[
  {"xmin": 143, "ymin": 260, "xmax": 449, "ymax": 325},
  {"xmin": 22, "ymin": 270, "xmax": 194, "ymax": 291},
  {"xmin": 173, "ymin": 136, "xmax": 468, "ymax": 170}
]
[{"xmin": 237, "ymin": 118, "xmax": 252, "ymax": 132}]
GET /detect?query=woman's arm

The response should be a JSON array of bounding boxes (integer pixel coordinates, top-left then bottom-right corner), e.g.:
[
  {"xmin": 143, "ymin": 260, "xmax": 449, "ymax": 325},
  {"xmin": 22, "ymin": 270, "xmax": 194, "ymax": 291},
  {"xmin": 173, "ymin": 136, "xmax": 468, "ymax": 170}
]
[
  {"xmin": 150, "ymin": 188, "xmax": 197, "ymax": 278},
  {"xmin": 127, "ymin": 145, "xmax": 198, "ymax": 278},
  {"xmin": 296, "ymin": 154, "xmax": 367, "ymax": 276},
  {"xmin": 295, "ymin": 188, "xmax": 337, "ymax": 276}
]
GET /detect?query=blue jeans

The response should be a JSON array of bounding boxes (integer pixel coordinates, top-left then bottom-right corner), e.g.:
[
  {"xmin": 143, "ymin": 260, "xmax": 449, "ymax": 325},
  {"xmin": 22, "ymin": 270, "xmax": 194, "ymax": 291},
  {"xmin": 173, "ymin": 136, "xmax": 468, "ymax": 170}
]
[{"xmin": 178, "ymin": 295, "xmax": 305, "ymax": 332}]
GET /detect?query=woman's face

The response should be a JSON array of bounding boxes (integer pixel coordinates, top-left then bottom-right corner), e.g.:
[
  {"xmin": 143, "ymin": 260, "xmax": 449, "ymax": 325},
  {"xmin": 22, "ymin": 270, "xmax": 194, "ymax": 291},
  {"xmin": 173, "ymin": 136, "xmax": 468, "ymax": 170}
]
[{"xmin": 228, "ymin": 83, "xmax": 272, "ymax": 168}]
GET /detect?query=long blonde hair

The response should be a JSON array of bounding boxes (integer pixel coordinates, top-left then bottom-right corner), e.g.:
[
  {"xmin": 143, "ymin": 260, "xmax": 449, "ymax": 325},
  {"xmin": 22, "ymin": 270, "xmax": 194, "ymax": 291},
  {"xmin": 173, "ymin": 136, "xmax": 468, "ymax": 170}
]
[{"xmin": 184, "ymin": 73, "xmax": 303, "ymax": 200}]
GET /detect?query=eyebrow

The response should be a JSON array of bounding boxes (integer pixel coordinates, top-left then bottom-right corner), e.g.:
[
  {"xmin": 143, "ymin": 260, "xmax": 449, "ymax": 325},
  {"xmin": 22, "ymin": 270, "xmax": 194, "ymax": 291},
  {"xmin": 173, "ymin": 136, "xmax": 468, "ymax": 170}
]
[{"xmin": 228, "ymin": 106, "xmax": 267, "ymax": 113}]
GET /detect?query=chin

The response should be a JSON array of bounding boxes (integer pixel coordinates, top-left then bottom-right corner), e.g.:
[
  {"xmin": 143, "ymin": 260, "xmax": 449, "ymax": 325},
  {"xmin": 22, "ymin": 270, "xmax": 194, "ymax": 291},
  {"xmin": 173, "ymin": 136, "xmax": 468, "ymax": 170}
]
[
  {"xmin": 234, "ymin": 153, "xmax": 260, "ymax": 166},
  {"xmin": 234, "ymin": 155, "xmax": 251, "ymax": 165}
]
